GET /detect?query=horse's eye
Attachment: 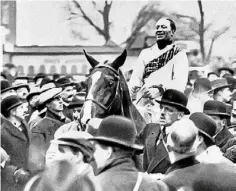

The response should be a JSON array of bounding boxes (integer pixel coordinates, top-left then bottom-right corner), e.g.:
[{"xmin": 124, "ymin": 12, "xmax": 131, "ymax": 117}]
[{"xmin": 108, "ymin": 81, "xmax": 113, "ymax": 86}]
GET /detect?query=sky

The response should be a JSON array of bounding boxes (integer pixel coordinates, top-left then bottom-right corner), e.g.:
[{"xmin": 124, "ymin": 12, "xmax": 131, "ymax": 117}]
[{"xmin": 16, "ymin": 0, "xmax": 236, "ymax": 60}]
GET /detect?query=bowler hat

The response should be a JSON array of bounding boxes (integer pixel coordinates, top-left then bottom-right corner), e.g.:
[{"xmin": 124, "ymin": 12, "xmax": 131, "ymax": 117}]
[
  {"xmin": 13, "ymin": 83, "xmax": 30, "ymax": 92},
  {"xmin": 189, "ymin": 112, "xmax": 216, "ymax": 143},
  {"xmin": 203, "ymin": 100, "xmax": 230, "ymax": 118},
  {"xmin": 88, "ymin": 116, "xmax": 143, "ymax": 151},
  {"xmin": 217, "ymin": 67, "xmax": 234, "ymax": 76},
  {"xmin": 26, "ymin": 87, "xmax": 40, "ymax": 102},
  {"xmin": 34, "ymin": 73, "xmax": 47, "ymax": 82},
  {"xmin": 1, "ymin": 80, "xmax": 15, "ymax": 93},
  {"xmin": 155, "ymin": 89, "xmax": 190, "ymax": 114},
  {"xmin": 1, "ymin": 95, "xmax": 23, "ymax": 112},
  {"xmin": 68, "ymin": 97, "xmax": 84, "ymax": 109},
  {"xmin": 39, "ymin": 87, "xmax": 62, "ymax": 105},
  {"xmin": 210, "ymin": 78, "xmax": 232, "ymax": 93},
  {"xmin": 56, "ymin": 77, "xmax": 76, "ymax": 88}
]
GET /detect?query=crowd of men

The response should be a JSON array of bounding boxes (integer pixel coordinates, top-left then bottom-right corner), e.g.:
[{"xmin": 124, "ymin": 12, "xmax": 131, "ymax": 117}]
[{"xmin": 1, "ymin": 17, "xmax": 236, "ymax": 191}]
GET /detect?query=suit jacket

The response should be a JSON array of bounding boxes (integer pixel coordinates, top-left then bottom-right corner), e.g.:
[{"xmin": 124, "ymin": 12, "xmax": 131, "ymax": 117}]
[
  {"xmin": 63, "ymin": 104, "xmax": 73, "ymax": 121},
  {"xmin": 29, "ymin": 110, "xmax": 67, "ymax": 172},
  {"xmin": 138, "ymin": 123, "xmax": 171, "ymax": 174},
  {"xmin": 95, "ymin": 156, "xmax": 169, "ymax": 191},
  {"xmin": 165, "ymin": 156, "xmax": 199, "ymax": 174},
  {"xmin": 215, "ymin": 126, "xmax": 235, "ymax": 153},
  {"xmin": 1, "ymin": 118, "xmax": 30, "ymax": 169},
  {"xmin": 163, "ymin": 162, "xmax": 236, "ymax": 191}
]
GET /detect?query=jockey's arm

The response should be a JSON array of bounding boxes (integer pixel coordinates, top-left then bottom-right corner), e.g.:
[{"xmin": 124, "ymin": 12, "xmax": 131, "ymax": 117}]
[{"xmin": 128, "ymin": 50, "xmax": 146, "ymax": 99}]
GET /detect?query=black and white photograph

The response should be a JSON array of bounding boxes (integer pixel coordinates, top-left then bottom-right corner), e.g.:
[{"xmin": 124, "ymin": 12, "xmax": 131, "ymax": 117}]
[{"xmin": 1, "ymin": 0, "xmax": 236, "ymax": 190}]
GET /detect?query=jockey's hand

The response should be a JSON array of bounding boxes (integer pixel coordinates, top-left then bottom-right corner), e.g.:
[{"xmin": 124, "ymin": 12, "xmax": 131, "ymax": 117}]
[
  {"xmin": 14, "ymin": 168, "xmax": 30, "ymax": 184},
  {"xmin": 130, "ymin": 86, "xmax": 141, "ymax": 100},
  {"xmin": 141, "ymin": 86, "xmax": 162, "ymax": 99}
]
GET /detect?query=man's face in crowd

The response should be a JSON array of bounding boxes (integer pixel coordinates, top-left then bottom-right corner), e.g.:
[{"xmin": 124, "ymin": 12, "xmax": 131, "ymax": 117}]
[
  {"xmin": 218, "ymin": 87, "xmax": 232, "ymax": 102},
  {"xmin": 159, "ymin": 104, "xmax": 183, "ymax": 127},
  {"xmin": 92, "ymin": 141, "xmax": 111, "ymax": 170},
  {"xmin": 46, "ymin": 144, "xmax": 80, "ymax": 166},
  {"xmin": 29, "ymin": 95, "xmax": 39, "ymax": 108},
  {"xmin": 208, "ymin": 74, "xmax": 218, "ymax": 81},
  {"xmin": 72, "ymin": 106, "xmax": 82, "ymax": 122},
  {"xmin": 220, "ymin": 70, "xmax": 232, "ymax": 78},
  {"xmin": 155, "ymin": 18, "xmax": 174, "ymax": 41},
  {"xmin": 1, "ymin": 89, "xmax": 17, "ymax": 100},
  {"xmin": 16, "ymin": 87, "xmax": 29, "ymax": 99},
  {"xmin": 47, "ymin": 95, "xmax": 63, "ymax": 111},
  {"xmin": 208, "ymin": 115, "xmax": 225, "ymax": 134},
  {"xmin": 60, "ymin": 85, "xmax": 75, "ymax": 103},
  {"xmin": 12, "ymin": 103, "xmax": 28, "ymax": 120}
]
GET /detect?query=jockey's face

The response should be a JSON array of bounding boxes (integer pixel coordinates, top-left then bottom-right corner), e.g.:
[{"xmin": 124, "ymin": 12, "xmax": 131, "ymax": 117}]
[{"xmin": 155, "ymin": 18, "xmax": 174, "ymax": 41}]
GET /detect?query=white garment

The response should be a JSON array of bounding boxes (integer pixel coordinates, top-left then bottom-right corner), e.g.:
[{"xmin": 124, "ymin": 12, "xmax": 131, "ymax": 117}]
[
  {"xmin": 196, "ymin": 145, "xmax": 232, "ymax": 164},
  {"xmin": 187, "ymin": 92, "xmax": 205, "ymax": 114},
  {"xmin": 129, "ymin": 43, "xmax": 189, "ymax": 93}
]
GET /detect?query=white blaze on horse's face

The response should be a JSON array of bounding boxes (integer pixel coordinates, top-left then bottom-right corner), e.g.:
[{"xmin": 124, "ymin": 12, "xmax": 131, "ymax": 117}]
[{"xmin": 81, "ymin": 71, "xmax": 102, "ymax": 125}]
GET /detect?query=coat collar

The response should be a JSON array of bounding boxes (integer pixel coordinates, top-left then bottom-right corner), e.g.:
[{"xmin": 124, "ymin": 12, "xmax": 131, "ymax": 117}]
[
  {"xmin": 165, "ymin": 155, "xmax": 199, "ymax": 174},
  {"xmin": 95, "ymin": 156, "xmax": 137, "ymax": 176},
  {"xmin": 46, "ymin": 108, "xmax": 66, "ymax": 123},
  {"xmin": 215, "ymin": 126, "xmax": 233, "ymax": 147},
  {"xmin": 2, "ymin": 118, "xmax": 30, "ymax": 143}
]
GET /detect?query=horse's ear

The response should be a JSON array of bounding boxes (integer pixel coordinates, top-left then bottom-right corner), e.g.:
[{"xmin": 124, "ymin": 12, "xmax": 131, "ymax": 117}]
[
  {"xmin": 112, "ymin": 49, "xmax": 127, "ymax": 70},
  {"xmin": 83, "ymin": 49, "xmax": 99, "ymax": 68}
]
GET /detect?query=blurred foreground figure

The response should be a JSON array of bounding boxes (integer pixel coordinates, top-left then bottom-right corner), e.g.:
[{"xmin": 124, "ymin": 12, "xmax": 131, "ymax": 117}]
[
  {"xmin": 163, "ymin": 118, "xmax": 236, "ymax": 191},
  {"xmin": 89, "ymin": 116, "xmax": 169, "ymax": 191},
  {"xmin": 24, "ymin": 131, "xmax": 96, "ymax": 191}
]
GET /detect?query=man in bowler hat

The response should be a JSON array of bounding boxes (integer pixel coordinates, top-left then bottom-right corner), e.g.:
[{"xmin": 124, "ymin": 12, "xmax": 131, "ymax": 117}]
[
  {"xmin": 88, "ymin": 115, "xmax": 169, "ymax": 191},
  {"xmin": 203, "ymin": 100, "xmax": 236, "ymax": 158},
  {"xmin": 163, "ymin": 117, "xmax": 236, "ymax": 191},
  {"xmin": 138, "ymin": 89, "xmax": 190, "ymax": 174},
  {"xmin": 1, "ymin": 95, "xmax": 31, "ymax": 190},
  {"xmin": 190, "ymin": 112, "xmax": 231, "ymax": 164}
]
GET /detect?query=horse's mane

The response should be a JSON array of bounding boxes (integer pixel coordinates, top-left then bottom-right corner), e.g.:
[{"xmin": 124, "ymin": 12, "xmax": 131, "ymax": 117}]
[{"xmin": 118, "ymin": 69, "xmax": 146, "ymax": 133}]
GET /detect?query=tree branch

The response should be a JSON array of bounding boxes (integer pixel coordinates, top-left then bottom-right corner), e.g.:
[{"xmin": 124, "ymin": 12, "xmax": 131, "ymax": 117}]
[{"xmin": 73, "ymin": 0, "xmax": 105, "ymax": 36}]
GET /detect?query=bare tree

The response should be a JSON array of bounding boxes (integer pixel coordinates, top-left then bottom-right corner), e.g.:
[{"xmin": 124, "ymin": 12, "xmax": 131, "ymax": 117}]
[
  {"xmin": 174, "ymin": 0, "xmax": 229, "ymax": 64},
  {"xmin": 67, "ymin": 0, "xmax": 113, "ymax": 44},
  {"xmin": 124, "ymin": 3, "xmax": 167, "ymax": 49}
]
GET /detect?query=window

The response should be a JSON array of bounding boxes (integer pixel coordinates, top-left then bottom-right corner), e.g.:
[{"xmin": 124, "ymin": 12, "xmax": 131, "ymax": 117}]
[
  {"xmin": 71, "ymin": 65, "xmax": 77, "ymax": 74},
  {"xmin": 28, "ymin": 65, "xmax": 35, "ymax": 76},
  {"xmin": 49, "ymin": 65, "xmax": 57, "ymax": 74},
  {"xmin": 17, "ymin": 65, "xmax": 24, "ymax": 75},
  {"xmin": 81, "ymin": 64, "xmax": 88, "ymax": 74},
  {"xmin": 61, "ymin": 65, "xmax": 67, "ymax": 75},
  {"xmin": 39, "ymin": 65, "xmax": 46, "ymax": 73}
]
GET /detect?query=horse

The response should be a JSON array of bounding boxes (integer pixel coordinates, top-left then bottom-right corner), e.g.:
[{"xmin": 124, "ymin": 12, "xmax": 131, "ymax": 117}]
[{"xmin": 80, "ymin": 49, "xmax": 146, "ymax": 134}]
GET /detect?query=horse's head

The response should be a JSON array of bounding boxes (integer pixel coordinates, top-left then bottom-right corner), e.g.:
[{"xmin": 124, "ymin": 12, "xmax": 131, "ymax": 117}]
[{"xmin": 80, "ymin": 49, "xmax": 127, "ymax": 125}]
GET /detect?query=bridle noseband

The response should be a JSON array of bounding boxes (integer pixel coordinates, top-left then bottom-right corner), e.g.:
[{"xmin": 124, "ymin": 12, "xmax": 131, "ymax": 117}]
[{"xmin": 84, "ymin": 64, "xmax": 124, "ymax": 114}]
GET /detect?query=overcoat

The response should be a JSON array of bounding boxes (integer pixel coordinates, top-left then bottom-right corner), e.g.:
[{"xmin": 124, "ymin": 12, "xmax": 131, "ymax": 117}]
[
  {"xmin": 94, "ymin": 156, "xmax": 169, "ymax": 191},
  {"xmin": 138, "ymin": 123, "xmax": 171, "ymax": 174},
  {"xmin": 163, "ymin": 162, "xmax": 236, "ymax": 191}
]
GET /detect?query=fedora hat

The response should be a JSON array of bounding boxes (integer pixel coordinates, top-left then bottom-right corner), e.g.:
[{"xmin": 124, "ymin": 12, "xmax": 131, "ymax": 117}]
[
  {"xmin": 1, "ymin": 95, "xmax": 23, "ymax": 113},
  {"xmin": 88, "ymin": 116, "xmax": 143, "ymax": 151},
  {"xmin": 40, "ymin": 81, "xmax": 56, "ymax": 93},
  {"xmin": 189, "ymin": 112, "xmax": 216, "ymax": 144},
  {"xmin": 217, "ymin": 67, "xmax": 234, "ymax": 76},
  {"xmin": 1, "ymin": 80, "xmax": 15, "ymax": 93},
  {"xmin": 210, "ymin": 78, "xmax": 232, "ymax": 93},
  {"xmin": 26, "ymin": 86, "xmax": 41, "ymax": 102},
  {"xmin": 155, "ymin": 89, "xmax": 190, "ymax": 114},
  {"xmin": 13, "ymin": 76, "xmax": 29, "ymax": 85},
  {"xmin": 56, "ymin": 77, "xmax": 76, "ymax": 88},
  {"xmin": 68, "ymin": 97, "xmax": 84, "ymax": 109},
  {"xmin": 203, "ymin": 100, "xmax": 230, "ymax": 118},
  {"xmin": 167, "ymin": 119, "xmax": 198, "ymax": 154},
  {"xmin": 39, "ymin": 87, "xmax": 62, "ymax": 105}
]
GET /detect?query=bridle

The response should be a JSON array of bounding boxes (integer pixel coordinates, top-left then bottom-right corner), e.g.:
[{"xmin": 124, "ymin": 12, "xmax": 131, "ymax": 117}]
[{"xmin": 84, "ymin": 64, "xmax": 124, "ymax": 115}]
